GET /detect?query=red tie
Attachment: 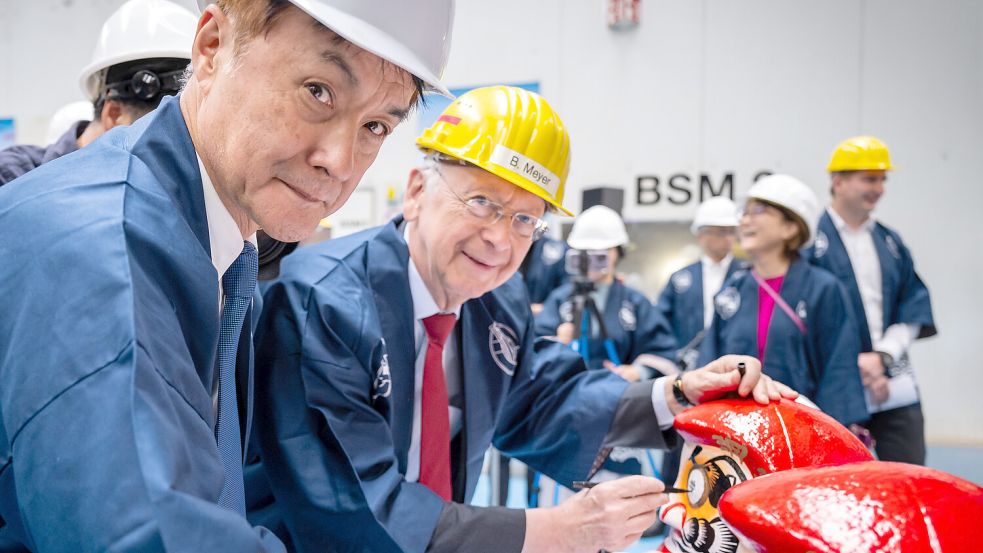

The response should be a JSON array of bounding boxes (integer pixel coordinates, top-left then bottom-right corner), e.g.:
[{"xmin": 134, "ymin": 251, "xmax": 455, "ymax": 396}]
[{"xmin": 419, "ymin": 313, "xmax": 457, "ymax": 501}]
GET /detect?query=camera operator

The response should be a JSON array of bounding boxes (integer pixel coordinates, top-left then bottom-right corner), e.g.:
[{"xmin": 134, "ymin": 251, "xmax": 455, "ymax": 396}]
[{"xmin": 534, "ymin": 206, "xmax": 678, "ymax": 382}]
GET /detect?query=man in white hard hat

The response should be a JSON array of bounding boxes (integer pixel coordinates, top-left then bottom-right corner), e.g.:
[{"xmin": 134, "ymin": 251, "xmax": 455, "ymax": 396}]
[
  {"xmin": 655, "ymin": 196, "xmax": 743, "ymax": 371},
  {"xmin": 0, "ymin": 0, "xmax": 197, "ymax": 186},
  {"xmin": 0, "ymin": 0, "xmax": 454, "ymax": 550},
  {"xmin": 806, "ymin": 136, "xmax": 937, "ymax": 464}
]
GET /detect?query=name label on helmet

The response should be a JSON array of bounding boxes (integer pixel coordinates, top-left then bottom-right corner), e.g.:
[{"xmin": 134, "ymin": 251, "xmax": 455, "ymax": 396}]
[{"xmin": 490, "ymin": 145, "xmax": 560, "ymax": 197}]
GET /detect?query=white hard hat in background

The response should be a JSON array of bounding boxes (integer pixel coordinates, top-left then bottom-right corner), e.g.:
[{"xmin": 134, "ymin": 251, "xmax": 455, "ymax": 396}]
[
  {"xmin": 567, "ymin": 205, "xmax": 630, "ymax": 250},
  {"xmin": 79, "ymin": 0, "xmax": 197, "ymax": 102},
  {"xmin": 196, "ymin": 0, "xmax": 455, "ymax": 97},
  {"xmin": 744, "ymin": 174, "xmax": 820, "ymax": 246},
  {"xmin": 691, "ymin": 196, "xmax": 738, "ymax": 235},
  {"xmin": 45, "ymin": 101, "xmax": 93, "ymax": 144}
]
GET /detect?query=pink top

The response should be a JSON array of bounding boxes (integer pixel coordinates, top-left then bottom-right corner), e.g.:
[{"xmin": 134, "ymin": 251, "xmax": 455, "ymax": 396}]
[{"xmin": 757, "ymin": 275, "xmax": 785, "ymax": 361}]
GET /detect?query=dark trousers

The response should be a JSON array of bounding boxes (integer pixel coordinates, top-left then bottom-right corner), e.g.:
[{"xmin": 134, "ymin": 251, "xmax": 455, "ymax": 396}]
[{"xmin": 868, "ymin": 403, "xmax": 926, "ymax": 465}]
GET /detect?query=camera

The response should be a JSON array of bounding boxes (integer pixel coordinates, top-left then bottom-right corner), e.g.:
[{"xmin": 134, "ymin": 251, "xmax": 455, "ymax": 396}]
[{"xmin": 564, "ymin": 249, "xmax": 610, "ymax": 279}]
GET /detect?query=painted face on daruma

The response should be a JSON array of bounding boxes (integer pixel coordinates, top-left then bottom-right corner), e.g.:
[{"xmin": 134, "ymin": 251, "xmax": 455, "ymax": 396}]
[{"xmin": 657, "ymin": 398, "xmax": 874, "ymax": 553}]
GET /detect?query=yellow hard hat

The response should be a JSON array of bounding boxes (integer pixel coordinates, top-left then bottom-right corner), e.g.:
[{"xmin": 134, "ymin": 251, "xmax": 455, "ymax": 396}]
[
  {"xmin": 416, "ymin": 85, "xmax": 573, "ymax": 216},
  {"xmin": 827, "ymin": 135, "xmax": 893, "ymax": 172}
]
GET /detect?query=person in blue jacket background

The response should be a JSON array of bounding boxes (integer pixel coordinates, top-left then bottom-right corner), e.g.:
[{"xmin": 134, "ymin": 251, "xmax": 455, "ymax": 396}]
[
  {"xmin": 699, "ymin": 174, "xmax": 868, "ymax": 427},
  {"xmin": 253, "ymin": 86, "xmax": 793, "ymax": 553},
  {"xmin": 535, "ymin": 205, "xmax": 679, "ymax": 382},
  {"xmin": 0, "ymin": 0, "xmax": 196, "ymax": 187},
  {"xmin": 655, "ymin": 197, "xmax": 745, "ymax": 371},
  {"xmin": 0, "ymin": 1, "xmax": 455, "ymax": 550},
  {"xmin": 521, "ymin": 234, "xmax": 569, "ymax": 315},
  {"xmin": 806, "ymin": 136, "xmax": 937, "ymax": 464}
]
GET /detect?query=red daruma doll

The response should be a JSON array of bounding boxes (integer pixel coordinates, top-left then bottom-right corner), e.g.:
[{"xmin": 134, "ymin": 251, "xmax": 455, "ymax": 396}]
[
  {"xmin": 718, "ymin": 461, "xmax": 983, "ymax": 552},
  {"xmin": 657, "ymin": 398, "xmax": 873, "ymax": 553}
]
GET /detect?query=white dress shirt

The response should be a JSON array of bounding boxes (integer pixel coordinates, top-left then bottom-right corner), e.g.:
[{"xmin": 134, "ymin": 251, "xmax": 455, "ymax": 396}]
[
  {"xmin": 701, "ymin": 254, "xmax": 733, "ymax": 329},
  {"xmin": 827, "ymin": 207, "xmax": 919, "ymax": 411},
  {"xmin": 198, "ymin": 155, "xmax": 257, "ymax": 411},
  {"xmin": 198, "ymin": 155, "xmax": 257, "ymax": 290},
  {"xmin": 403, "ymin": 227, "xmax": 463, "ymax": 483},
  {"xmin": 827, "ymin": 208, "xmax": 917, "ymax": 358}
]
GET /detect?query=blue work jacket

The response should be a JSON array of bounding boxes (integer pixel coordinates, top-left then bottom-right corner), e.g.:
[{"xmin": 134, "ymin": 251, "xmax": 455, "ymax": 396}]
[
  {"xmin": 534, "ymin": 280, "xmax": 678, "ymax": 372},
  {"xmin": 522, "ymin": 236, "xmax": 569, "ymax": 304},
  {"xmin": 697, "ymin": 258, "xmax": 868, "ymax": 426},
  {"xmin": 0, "ymin": 97, "xmax": 282, "ymax": 552},
  {"xmin": 253, "ymin": 217, "xmax": 635, "ymax": 553}
]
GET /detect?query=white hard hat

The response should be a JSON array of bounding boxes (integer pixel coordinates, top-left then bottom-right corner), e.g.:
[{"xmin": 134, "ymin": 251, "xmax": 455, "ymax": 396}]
[
  {"xmin": 567, "ymin": 205, "xmax": 629, "ymax": 250},
  {"xmin": 45, "ymin": 101, "xmax": 93, "ymax": 144},
  {"xmin": 197, "ymin": 0, "xmax": 454, "ymax": 97},
  {"xmin": 691, "ymin": 196, "xmax": 738, "ymax": 235},
  {"xmin": 745, "ymin": 174, "xmax": 820, "ymax": 246},
  {"xmin": 79, "ymin": 0, "xmax": 196, "ymax": 102}
]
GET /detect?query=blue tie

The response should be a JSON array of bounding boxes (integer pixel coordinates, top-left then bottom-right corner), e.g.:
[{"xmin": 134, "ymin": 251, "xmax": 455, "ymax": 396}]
[{"xmin": 215, "ymin": 241, "xmax": 257, "ymax": 515}]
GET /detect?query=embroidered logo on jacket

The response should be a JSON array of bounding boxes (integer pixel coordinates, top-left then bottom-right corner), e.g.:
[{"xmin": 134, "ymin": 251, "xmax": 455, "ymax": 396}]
[
  {"xmin": 814, "ymin": 230, "xmax": 829, "ymax": 258},
  {"xmin": 559, "ymin": 300, "xmax": 575, "ymax": 323},
  {"xmin": 372, "ymin": 339, "xmax": 392, "ymax": 400},
  {"xmin": 542, "ymin": 241, "xmax": 565, "ymax": 265},
  {"xmin": 715, "ymin": 287, "xmax": 741, "ymax": 320},
  {"xmin": 671, "ymin": 270, "xmax": 693, "ymax": 293},
  {"xmin": 795, "ymin": 300, "xmax": 808, "ymax": 320},
  {"xmin": 885, "ymin": 234, "xmax": 901, "ymax": 260},
  {"xmin": 619, "ymin": 300, "xmax": 637, "ymax": 331},
  {"xmin": 489, "ymin": 322, "xmax": 520, "ymax": 376}
]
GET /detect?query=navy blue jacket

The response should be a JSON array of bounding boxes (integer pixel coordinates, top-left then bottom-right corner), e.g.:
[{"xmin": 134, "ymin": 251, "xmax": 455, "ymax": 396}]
[
  {"xmin": 253, "ymin": 218, "xmax": 668, "ymax": 553},
  {"xmin": 698, "ymin": 258, "xmax": 868, "ymax": 426},
  {"xmin": 0, "ymin": 120, "xmax": 86, "ymax": 186},
  {"xmin": 806, "ymin": 211, "xmax": 937, "ymax": 351},
  {"xmin": 521, "ymin": 236, "xmax": 569, "ymax": 304},
  {"xmin": 655, "ymin": 258, "xmax": 743, "ymax": 367},
  {"xmin": 0, "ymin": 97, "xmax": 282, "ymax": 552},
  {"xmin": 534, "ymin": 280, "xmax": 678, "ymax": 372}
]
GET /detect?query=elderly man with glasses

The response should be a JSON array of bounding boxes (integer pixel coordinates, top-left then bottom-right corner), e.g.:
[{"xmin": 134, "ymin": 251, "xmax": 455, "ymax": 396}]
[{"xmin": 252, "ymin": 86, "xmax": 794, "ymax": 553}]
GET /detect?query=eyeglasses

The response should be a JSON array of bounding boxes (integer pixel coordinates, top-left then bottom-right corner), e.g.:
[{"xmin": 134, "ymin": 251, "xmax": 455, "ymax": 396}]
[
  {"xmin": 738, "ymin": 201, "xmax": 774, "ymax": 218},
  {"xmin": 430, "ymin": 164, "xmax": 549, "ymax": 241}
]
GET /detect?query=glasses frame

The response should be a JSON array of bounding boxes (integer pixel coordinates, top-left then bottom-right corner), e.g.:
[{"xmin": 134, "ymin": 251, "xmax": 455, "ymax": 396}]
[{"xmin": 428, "ymin": 160, "xmax": 549, "ymax": 241}]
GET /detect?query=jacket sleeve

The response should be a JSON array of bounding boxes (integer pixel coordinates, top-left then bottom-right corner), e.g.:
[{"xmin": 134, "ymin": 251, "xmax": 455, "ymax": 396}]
[
  {"xmin": 532, "ymin": 286, "xmax": 567, "ymax": 337},
  {"xmin": 253, "ymin": 273, "xmax": 440, "ymax": 553},
  {"xmin": 629, "ymin": 293, "xmax": 680, "ymax": 362},
  {"xmin": 653, "ymin": 281, "xmax": 676, "ymax": 331},
  {"xmin": 811, "ymin": 281, "xmax": 869, "ymax": 426},
  {"xmin": 892, "ymin": 234, "xmax": 937, "ymax": 338},
  {"xmin": 492, "ymin": 327, "xmax": 671, "ymax": 487}
]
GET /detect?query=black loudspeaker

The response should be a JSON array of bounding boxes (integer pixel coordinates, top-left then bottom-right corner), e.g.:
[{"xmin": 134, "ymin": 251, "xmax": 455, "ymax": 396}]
[{"xmin": 581, "ymin": 186, "xmax": 625, "ymax": 215}]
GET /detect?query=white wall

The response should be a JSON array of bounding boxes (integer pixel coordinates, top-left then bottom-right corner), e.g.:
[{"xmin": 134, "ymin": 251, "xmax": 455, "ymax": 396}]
[{"xmin": 3, "ymin": 0, "xmax": 981, "ymax": 443}]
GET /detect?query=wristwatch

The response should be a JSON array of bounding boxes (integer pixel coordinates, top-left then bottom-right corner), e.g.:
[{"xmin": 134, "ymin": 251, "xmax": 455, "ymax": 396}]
[
  {"xmin": 877, "ymin": 351, "xmax": 895, "ymax": 369},
  {"xmin": 672, "ymin": 374, "xmax": 694, "ymax": 407}
]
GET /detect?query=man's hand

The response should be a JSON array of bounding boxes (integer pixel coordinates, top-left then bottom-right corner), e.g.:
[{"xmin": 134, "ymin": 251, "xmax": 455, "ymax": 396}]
[
  {"xmin": 667, "ymin": 355, "xmax": 798, "ymax": 414},
  {"xmin": 867, "ymin": 373, "xmax": 890, "ymax": 405},
  {"xmin": 523, "ymin": 476, "xmax": 668, "ymax": 553},
  {"xmin": 857, "ymin": 352, "xmax": 887, "ymax": 386},
  {"xmin": 604, "ymin": 360, "xmax": 641, "ymax": 382},
  {"xmin": 555, "ymin": 322, "xmax": 575, "ymax": 345}
]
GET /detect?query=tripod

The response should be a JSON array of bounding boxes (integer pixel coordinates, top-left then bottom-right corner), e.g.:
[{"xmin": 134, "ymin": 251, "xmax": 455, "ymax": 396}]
[{"xmin": 567, "ymin": 278, "xmax": 622, "ymax": 367}]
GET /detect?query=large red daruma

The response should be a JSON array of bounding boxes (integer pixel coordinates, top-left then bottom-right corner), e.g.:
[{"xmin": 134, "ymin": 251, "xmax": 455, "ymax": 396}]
[
  {"xmin": 718, "ymin": 461, "xmax": 983, "ymax": 553},
  {"xmin": 673, "ymin": 398, "xmax": 874, "ymax": 475},
  {"xmin": 659, "ymin": 398, "xmax": 874, "ymax": 553}
]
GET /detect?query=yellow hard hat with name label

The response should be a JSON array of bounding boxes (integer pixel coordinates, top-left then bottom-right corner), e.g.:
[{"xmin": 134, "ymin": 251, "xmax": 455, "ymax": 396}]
[
  {"xmin": 416, "ymin": 85, "xmax": 573, "ymax": 216},
  {"xmin": 827, "ymin": 135, "xmax": 893, "ymax": 172}
]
